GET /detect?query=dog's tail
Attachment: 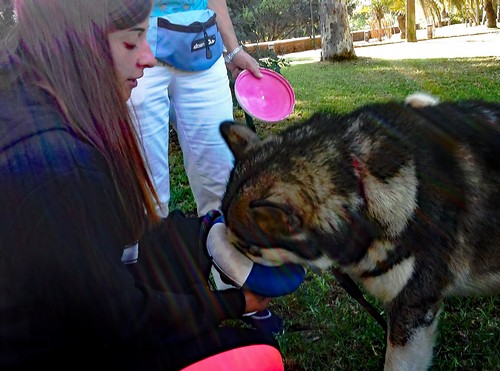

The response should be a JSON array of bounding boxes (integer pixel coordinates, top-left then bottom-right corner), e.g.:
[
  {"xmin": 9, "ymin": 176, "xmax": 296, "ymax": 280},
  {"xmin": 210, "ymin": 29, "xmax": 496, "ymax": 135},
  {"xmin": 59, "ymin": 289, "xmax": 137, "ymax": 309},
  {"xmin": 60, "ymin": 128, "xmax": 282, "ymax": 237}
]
[{"xmin": 405, "ymin": 92, "xmax": 439, "ymax": 108}]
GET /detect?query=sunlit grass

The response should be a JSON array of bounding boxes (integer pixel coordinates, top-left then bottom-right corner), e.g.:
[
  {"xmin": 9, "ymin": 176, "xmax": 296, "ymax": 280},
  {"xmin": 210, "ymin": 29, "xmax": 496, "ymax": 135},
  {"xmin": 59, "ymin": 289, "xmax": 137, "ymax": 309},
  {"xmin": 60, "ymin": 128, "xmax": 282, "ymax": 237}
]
[{"xmin": 277, "ymin": 57, "xmax": 499, "ymax": 120}]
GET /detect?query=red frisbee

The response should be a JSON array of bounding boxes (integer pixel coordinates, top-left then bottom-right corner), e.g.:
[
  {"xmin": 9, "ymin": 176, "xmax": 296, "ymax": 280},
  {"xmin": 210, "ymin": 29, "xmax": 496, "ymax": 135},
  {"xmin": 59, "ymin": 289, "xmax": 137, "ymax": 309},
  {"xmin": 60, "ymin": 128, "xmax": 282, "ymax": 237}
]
[{"xmin": 234, "ymin": 68, "xmax": 295, "ymax": 122}]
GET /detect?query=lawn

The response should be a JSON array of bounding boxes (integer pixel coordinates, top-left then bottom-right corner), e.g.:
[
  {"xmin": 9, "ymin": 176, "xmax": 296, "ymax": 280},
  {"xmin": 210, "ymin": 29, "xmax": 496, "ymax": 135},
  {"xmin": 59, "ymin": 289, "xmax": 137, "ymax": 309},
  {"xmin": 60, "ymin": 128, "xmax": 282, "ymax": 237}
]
[{"xmin": 168, "ymin": 56, "xmax": 500, "ymax": 370}]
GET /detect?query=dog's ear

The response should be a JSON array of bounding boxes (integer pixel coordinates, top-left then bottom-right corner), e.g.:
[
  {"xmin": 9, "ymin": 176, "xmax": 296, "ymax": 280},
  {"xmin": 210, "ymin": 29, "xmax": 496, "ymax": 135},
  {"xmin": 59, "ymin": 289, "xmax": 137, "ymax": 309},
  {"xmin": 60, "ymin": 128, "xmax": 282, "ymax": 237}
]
[
  {"xmin": 220, "ymin": 121, "xmax": 261, "ymax": 161},
  {"xmin": 249, "ymin": 199, "xmax": 302, "ymax": 238}
]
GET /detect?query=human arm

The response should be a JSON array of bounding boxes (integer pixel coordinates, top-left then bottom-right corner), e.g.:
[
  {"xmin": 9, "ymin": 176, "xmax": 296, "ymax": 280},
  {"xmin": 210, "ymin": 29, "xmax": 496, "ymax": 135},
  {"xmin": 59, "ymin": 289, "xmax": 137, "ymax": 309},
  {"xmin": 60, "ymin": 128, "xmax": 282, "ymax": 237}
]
[
  {"xmin": 243, "ymin": 290, "xmax": 272, "ymax": 313},
  {"xmin": 2, "ymin": 129, "xmax": 247, "ymax": 348},
  {"xmin": 207, "ymin": 0, "xmax": 262, "ymax": 79}
]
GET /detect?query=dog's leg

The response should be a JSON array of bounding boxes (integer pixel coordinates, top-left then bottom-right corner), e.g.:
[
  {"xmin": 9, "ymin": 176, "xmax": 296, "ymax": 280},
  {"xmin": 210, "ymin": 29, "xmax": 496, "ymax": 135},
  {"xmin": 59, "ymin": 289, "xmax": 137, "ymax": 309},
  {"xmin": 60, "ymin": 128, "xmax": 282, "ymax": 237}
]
[{"xmin": 384, "ymin": 302, "xmax": 442, "ymax": 371}]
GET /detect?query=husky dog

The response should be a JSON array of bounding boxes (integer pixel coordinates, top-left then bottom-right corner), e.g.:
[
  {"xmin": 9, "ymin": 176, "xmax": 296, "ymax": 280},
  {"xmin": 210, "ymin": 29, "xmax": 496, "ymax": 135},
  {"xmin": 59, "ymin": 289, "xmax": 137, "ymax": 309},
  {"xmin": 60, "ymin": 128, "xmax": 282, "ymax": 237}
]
[{"xmin": 220, "ymin": 93, "xmax": 500, "ymax": 370}]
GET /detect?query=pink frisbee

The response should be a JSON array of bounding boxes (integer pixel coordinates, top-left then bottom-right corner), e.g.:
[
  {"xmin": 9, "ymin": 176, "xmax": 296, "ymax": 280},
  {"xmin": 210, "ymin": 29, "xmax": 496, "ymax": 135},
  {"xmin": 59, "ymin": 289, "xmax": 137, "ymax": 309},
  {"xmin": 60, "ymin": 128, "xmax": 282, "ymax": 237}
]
[{"xmin": 234, "ymin": 68, "xmax": 295, "ymax": 122}]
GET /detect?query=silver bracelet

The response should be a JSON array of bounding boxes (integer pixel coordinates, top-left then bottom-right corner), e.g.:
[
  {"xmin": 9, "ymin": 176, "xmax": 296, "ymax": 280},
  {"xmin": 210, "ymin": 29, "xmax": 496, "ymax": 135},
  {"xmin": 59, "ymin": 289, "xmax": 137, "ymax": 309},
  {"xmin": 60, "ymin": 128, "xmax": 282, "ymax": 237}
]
[{"xmin": 224, "ymin": 45, "xmax": 243, "ymax": 64}]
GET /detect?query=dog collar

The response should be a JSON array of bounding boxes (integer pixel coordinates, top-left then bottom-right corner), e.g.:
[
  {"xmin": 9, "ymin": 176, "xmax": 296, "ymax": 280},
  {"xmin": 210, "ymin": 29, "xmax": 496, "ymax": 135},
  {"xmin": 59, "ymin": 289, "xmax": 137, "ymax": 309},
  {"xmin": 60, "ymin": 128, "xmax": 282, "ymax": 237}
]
[{"xmin": 353, "ymin": 157, "xmax": 368, "ymax": 205}]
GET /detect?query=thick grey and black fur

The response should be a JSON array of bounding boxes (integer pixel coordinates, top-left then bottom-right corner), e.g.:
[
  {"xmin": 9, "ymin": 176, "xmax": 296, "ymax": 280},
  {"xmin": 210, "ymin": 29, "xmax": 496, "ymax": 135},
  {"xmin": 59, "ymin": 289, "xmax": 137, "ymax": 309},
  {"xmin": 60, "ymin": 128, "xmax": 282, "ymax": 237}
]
[{"xmin": 219, "ymin": 93, "xmax": 500, "ymax": 370}]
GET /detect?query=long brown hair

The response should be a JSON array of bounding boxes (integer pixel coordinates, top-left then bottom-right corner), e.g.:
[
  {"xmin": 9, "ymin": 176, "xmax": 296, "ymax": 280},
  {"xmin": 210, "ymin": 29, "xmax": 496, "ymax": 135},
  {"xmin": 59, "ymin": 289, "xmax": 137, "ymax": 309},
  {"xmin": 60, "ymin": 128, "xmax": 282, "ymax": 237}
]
[{"xmin": 5, "ymin": 0, "xmax": 158, "ymax": 237}]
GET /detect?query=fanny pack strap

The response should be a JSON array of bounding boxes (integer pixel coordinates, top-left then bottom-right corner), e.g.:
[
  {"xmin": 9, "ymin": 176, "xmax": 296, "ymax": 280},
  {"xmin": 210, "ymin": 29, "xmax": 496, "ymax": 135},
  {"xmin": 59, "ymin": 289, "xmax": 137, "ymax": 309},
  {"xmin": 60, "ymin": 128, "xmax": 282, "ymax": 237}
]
[
  {"xmin": 157, "ymin": 13, "xmax": 217, "ymax": 32},
  {"xmin": 157, "ymin": 13, "xmax": 217, "ymax": 60}
]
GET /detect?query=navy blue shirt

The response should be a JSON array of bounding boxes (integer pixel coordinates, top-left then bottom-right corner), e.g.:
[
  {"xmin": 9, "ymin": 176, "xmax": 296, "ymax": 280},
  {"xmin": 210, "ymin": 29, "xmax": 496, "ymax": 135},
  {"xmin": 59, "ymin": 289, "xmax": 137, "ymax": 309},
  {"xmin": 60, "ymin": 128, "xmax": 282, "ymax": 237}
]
[{"xmin": 0, "ymin": 70, "xmax": 244, "ymax": 367}]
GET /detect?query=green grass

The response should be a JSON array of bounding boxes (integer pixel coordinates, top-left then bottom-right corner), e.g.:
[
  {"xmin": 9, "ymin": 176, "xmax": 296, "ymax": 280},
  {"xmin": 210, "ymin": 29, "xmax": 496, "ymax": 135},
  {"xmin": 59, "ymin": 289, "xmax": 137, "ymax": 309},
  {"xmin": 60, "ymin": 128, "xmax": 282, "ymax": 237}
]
[
  {"xmin": 168, "ymin": 144, "xmax": 197, "ymax": 214},
  {"xmin": 168, "ymin": 56, "xmax": 500, "ymax": 370},
  {"xmin": 284, "ymin": 57, "xmax": 499, "ymax": 119}
]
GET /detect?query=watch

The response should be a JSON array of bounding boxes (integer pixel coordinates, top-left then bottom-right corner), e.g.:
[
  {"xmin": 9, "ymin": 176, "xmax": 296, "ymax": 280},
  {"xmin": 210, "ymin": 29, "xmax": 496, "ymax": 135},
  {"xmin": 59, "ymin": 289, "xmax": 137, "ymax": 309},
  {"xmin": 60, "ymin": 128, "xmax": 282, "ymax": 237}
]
[{"xmin": 224, "ymin": 45, "xmax": 243, "ymax": 64}]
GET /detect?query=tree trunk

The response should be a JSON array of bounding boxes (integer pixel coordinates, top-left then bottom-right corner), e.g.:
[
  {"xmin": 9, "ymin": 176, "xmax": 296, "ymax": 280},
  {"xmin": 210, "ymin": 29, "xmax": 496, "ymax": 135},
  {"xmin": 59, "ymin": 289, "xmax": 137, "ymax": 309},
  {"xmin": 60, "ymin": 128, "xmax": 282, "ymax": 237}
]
[
  {"xmin": 319, "ymin": 0, "xmax": 356, "ymax": 61},
  {"xmin": 475, "ymin": 0, "xmax": 481, "ymax": 25},
  {"xmin": 406, "ymin": 0, "xmax": 417, "ymax": 42},
  {"xmin": 397, "ymin": 14, "xmax": 406, "ymax": 39},
  {"xmin": 484, "ymin": 0, "xmax": 498, "ymax": 27},
  {"xmin": 377, "ymin": 19, "xmax": 383, "ymax": 41}
]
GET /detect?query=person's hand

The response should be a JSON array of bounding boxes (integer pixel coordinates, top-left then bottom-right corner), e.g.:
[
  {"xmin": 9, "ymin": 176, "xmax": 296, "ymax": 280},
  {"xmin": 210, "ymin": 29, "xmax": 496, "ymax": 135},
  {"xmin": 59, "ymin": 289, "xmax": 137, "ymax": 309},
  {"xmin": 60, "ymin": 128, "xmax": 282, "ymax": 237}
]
[
  {"xmin": 242, "ymin": 289, "xmax": 271, "ymax": 313},
  {"xmin": 205, "ymin": 211, "xmax": 306, "ymax": 297},
  {"xmin": 226, "ymin": 49, "xmax": 262, "ymax": 80}
]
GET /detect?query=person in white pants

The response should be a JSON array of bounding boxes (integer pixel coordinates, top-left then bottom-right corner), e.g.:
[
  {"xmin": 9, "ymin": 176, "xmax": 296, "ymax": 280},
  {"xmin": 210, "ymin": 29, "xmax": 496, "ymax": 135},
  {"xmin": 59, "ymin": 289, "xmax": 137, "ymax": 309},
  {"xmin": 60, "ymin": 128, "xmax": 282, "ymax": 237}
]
[
  {"xmin": 128, "ymin": 0, "xmax": 261, "ymax": 217},
  {"xmin": 127, "ymin": 0, "xmax": 283, "ymax": 336}
]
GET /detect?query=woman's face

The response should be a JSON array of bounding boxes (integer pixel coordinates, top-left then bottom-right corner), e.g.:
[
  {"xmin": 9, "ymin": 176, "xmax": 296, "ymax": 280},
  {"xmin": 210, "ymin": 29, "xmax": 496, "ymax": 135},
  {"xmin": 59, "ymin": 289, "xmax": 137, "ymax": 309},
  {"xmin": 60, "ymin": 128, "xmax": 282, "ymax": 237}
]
[{"xmin": 108, "ymin": 18, "xmax": 155, "ymax": 100}]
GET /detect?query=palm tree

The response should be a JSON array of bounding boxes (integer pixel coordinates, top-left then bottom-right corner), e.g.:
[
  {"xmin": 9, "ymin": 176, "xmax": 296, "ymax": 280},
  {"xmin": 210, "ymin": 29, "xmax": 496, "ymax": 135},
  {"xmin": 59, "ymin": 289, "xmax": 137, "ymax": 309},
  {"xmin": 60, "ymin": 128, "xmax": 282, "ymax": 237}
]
[
  {"xmin": 387, "ymin": 0, "xmax": 406, "ymax": 38},
  {"xmin": 371, "ymin": 0, "xmax": 388, "ymax": 41}
]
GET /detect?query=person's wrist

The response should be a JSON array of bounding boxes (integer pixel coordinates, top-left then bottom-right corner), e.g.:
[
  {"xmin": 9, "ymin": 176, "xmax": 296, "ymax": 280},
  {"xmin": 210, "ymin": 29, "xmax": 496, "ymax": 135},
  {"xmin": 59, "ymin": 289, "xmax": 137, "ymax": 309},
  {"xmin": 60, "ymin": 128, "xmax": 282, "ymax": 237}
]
[
  {"xmin": 200, "ymin": 210, "xmax": 223, "ymax": 250},
  {"xmin": 224, "ymin": 45, "xmax": 243, "ymax": 64}
]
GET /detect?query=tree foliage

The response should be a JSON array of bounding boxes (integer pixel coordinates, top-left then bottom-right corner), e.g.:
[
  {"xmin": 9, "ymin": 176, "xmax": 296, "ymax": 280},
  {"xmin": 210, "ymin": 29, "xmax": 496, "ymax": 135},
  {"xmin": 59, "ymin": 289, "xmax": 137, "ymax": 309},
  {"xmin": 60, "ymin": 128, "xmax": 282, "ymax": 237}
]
[{"xmin": 228, "ymin": 0, "xmax": 319, "ymax": 42}]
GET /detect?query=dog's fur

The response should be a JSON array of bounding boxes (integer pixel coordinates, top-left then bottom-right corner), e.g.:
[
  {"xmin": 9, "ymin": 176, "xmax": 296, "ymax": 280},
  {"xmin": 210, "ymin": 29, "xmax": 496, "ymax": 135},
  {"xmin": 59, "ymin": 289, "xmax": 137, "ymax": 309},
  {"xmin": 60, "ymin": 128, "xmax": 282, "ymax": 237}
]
[{"xmin": 220, "ymin": 93, "xmax": 500, "ymax": 370}]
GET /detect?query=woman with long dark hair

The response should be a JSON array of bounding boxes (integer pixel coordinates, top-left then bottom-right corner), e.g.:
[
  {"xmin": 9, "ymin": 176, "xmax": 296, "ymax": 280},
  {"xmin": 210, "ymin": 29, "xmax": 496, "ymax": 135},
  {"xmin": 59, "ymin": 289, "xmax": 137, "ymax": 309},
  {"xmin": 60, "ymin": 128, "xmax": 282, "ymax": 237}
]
[{"xmin": 0, "ymin": 1, "xmax": 281, "ymax": 369}]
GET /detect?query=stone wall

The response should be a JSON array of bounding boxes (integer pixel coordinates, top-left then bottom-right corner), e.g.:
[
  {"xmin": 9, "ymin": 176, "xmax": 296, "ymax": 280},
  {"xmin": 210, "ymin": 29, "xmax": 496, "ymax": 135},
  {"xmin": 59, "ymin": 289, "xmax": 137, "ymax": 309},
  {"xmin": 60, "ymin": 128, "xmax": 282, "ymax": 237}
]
[{"xmin": 244, "ymin": 27, "xmax": 401, "ymax": 55}]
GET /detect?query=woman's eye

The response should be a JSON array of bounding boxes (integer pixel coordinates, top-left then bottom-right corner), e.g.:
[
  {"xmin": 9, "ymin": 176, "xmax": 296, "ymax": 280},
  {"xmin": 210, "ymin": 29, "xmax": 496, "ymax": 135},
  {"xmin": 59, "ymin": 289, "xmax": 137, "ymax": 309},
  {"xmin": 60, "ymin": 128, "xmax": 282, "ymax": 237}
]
[{"xmin": 124, "ymin": 43, "xmax": 137, "ymax": 50}]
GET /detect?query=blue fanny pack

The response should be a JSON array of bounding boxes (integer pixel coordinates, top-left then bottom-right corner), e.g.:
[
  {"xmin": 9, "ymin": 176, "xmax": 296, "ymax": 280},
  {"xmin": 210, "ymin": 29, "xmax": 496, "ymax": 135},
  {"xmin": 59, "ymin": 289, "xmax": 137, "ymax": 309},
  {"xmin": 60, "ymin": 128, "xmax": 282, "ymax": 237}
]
[{"xmin": 151, "ymin": 9, "xmax": 224, "ymax": 71}]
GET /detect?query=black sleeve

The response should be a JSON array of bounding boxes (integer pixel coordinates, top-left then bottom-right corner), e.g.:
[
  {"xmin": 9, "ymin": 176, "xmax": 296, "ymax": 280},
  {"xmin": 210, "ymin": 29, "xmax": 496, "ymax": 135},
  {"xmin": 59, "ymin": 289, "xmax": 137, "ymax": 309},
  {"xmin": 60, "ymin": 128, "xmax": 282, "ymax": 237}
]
[
  {"xmin": 7, "ymin": 162, "xmax": 244, "ymax": 348},
  {"xmin": 134, "ymin": 210, "xmax": 246, "ymax": 342}
]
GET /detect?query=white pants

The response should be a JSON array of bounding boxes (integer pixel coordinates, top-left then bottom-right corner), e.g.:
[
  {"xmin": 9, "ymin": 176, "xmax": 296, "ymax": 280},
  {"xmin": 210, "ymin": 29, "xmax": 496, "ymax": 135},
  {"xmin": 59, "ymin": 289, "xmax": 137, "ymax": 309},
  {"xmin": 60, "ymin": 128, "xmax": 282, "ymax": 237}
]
[{"xmin": 129, "ymin": 56, "xmax": 234, "ymax": 217}]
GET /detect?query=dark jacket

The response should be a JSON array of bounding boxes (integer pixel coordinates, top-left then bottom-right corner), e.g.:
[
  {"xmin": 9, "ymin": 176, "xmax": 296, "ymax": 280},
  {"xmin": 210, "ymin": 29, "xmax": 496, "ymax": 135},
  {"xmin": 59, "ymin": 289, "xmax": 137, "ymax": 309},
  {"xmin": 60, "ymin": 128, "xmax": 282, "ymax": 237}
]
[{"xmin": 0, "ymin": 69, "xmax": 245, "ymax": 367}]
